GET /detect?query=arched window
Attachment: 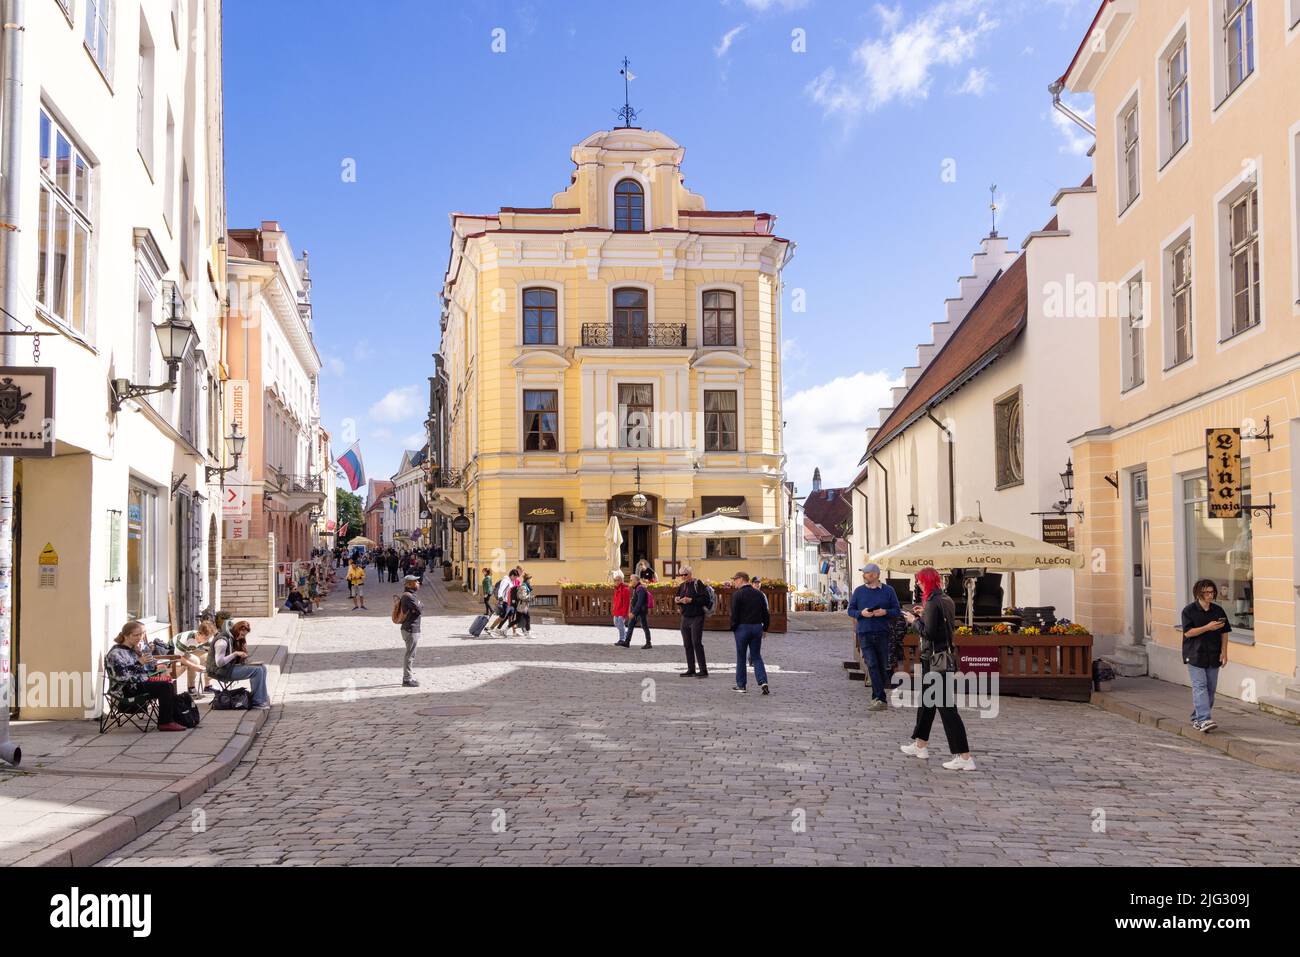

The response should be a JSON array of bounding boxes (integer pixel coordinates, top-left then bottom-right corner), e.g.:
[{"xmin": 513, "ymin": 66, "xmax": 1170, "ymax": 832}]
[
  {"xmin": 612, "ymin": 288, "xmax": 648, "ymax": 346},
  {"xmin": 702, "ymin": 290, "xmax": 737, "ymax": 346},
  {"xmin": 614, "ymin": 179, "xmax": 645, "ymax": 232},
  {"xmin": 522, "ymin": 287, "xmax": 557, "ymax": 344}
]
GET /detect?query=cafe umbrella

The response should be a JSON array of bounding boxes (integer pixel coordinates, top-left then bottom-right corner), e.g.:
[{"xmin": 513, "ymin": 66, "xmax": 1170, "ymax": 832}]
[
  {"xmin": 604, "ymin": 515, "xmax": 624, "ymax": 572},
  {"xmin": 870, "ymin": 516, "xmax": 1085, "ymax": 626}
]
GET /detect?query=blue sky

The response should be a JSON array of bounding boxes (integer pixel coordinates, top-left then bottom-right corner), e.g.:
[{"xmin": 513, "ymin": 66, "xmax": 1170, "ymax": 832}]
[{"xmin": 222, "ymin": 0, "xmax": 1098, "ymax": 498}]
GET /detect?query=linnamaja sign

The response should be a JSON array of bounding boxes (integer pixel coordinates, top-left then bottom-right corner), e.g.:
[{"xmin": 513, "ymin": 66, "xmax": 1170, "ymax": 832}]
[{"xmin": 0, "ymin": 367, "xmax": 55, "ymax": 457}]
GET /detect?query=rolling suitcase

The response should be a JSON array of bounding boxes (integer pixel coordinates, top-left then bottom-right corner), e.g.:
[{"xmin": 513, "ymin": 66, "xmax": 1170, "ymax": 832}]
[{"xmin": 469, "ymin": 614, "xmax": 490, "ymax": 637}]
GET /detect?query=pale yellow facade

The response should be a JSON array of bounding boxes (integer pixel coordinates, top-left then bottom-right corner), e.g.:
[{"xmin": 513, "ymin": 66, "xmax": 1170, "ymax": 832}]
[
  {"xmin": 1065, "ymin": 1, "xmax": 1300, "ymax": 700},
  {"xmin": 436, "ymin": 129, "xmax": 792, "ymax": 597}
]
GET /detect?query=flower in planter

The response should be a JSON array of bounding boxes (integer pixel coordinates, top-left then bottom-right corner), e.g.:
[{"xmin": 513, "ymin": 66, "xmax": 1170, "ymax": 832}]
[
  {"xmin": 956, "ymin": 625, "xmax": 974, "ymax": 636},
  {"xmin": 991, "ymin": 622, "xmax": 1012, "ymax": 635},
  {"xmin": 1021, "ymin": 626, "xmax": 1041, "ymax": 636}
]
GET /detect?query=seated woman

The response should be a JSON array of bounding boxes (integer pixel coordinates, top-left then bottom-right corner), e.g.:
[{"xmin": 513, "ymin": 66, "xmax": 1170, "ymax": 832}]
[
  {"xmin": 107, "ymin": 620, "xmax": 188, "ymax": 731},
  {"xmin": 208, "ymin": 620, "xmax": 271, "ymax": 710},
  {"xmin": 286, "ymin": 586, "xmax": 313, "ymax": 615},
  {"xmin": 172, "ymin": 620, "xmax": 216, "ymax": 698}
]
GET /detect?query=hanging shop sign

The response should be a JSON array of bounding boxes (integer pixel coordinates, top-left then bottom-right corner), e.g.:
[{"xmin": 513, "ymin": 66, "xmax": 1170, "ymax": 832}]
[
  {"xmin": 451, "ymin": 514, "xmax": 471, "ymax": 534},
  {"xmin": 1205, "ymin": 428, "xmax": 1242, "ymax": 519},
  {"xmin": 0, "ymin": 367, "xmax": 55, "ymax": 457},
  {"xmin": 1040, "ymin": 517, "xmax": 1070, "ymax": 550}
]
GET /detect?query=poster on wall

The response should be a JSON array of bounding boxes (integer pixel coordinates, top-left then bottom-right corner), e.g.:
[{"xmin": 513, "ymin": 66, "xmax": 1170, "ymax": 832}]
[
  {"xmin": 0, "ymin": 367, "xmax": 55, "ymax": 457},
  {"xmin": 1205, "ymin": 428, "xmax": 1242, "ymax": 519}
]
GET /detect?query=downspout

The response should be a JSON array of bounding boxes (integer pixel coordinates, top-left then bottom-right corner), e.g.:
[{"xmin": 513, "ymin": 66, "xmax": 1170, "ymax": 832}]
[
  {"xmin": 850, "ymin": 485, "xmax": 869, "ymax": 556},
  {"xmin": 868, "ymin": 454, "xmax": 890, "ymax": 545},
  {"xmin": 0, "ymin": 0, "xmax": 23, "ymax": 766},
  {"xmin": 925, "ymin": 408, "xmax": 956, "ymax": 524},
  {"xmin": 1048, "ymin": 80, "xmax": 1096, "ymax": 137}
]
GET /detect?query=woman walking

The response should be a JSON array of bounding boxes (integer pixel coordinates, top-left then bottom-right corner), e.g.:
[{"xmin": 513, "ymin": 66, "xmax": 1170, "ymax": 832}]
[
  {"xmin": 611, "ymin": 571, "xmax": 632, "ymax": 646},
  {"xmin": 900, "ymin": 566, "xmax": 975, "ymax": 771},
  {"xmin": 626, "ymin": 574, "xmax": 653, "ymax": 649},
  {"xmin": 515, "ymin": 573, "xmax": 535, "ymax": 637}
]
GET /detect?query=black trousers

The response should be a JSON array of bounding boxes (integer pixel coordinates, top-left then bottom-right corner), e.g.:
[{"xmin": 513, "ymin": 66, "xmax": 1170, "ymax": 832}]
[
  {"xmin": 680, "ymin": 615, "xmax": 707, "ymax": 672},
  {"xmin": 629, "ymin": 612, "xmax": 651, "ymax": 645},
  {"xmin": 137, "ymin": 680, "xmax": 177, "ymax": 725},
  {"xmin": 910, "ymin": 670, "xmax": 970, "ymax": 755}
]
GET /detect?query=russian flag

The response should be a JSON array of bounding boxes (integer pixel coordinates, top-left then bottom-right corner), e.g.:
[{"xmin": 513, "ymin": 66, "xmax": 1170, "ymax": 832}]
[{"xmin": 336, "ymin": 443, "xmax": 366, "ymax": 491}]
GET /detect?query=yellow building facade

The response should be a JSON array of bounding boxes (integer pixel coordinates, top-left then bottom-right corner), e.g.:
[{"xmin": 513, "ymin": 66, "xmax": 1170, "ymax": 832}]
[
  {"xmin": 1063, "ymin": 2, "xmax": 1300, "ymax": 707},
  {"xmin": 435, "ymin": 128, "xmax": 793, "ymax": 599}
]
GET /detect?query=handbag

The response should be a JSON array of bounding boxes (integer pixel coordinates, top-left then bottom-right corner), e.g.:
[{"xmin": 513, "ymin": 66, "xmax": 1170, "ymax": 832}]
[
  {"xmin": 921, "ymin": 598, "xmax": 960, "ymax": 673},
  {"xmin": 212, "ymin": 687, "xmax": 252, "ymax": 711}
]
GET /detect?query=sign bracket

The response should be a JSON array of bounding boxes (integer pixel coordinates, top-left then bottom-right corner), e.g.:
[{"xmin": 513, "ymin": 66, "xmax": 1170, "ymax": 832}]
[
  {"xmin": 1248, "ymin": 492, "xmax": 1276, "ymax": 529},
  {"xmin": 1243, "ymin": 415, "xmax": 1273, "ymax": 453}
]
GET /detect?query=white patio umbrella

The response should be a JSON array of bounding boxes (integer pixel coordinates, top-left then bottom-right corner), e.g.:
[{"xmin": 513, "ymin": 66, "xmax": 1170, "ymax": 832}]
[
  {"xmin": 604, "ymin": 515, "xmax": 624, "ymax": 571},
  {"xmin": 870, "ymin": 516, "xmax": 1084, "ymax": 626},
  {"xmin": 661, "ymin": 512, "xmax": 781, "ymax": 537}
]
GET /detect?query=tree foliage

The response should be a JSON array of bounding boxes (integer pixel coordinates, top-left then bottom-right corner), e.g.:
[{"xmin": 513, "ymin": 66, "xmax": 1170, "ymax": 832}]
[{"xmin": 336, "ymin": 488, "xmax": 364, "ymax": 543}]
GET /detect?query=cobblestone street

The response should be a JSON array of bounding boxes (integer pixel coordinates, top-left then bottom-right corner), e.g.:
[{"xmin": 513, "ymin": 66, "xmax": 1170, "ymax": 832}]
[{"xmin": 103, "ymin": 581, "xmax": 1300, "ymax": 866}]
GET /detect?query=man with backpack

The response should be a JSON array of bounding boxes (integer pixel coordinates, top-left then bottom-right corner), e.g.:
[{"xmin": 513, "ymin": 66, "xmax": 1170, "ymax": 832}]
[
  {"xmin": 394, "ymin": 575, "xmax": 423, "ymax": 687},
  {"xmin": 674, "ymin": 565, "xmax": 711, "ymax": 677}
]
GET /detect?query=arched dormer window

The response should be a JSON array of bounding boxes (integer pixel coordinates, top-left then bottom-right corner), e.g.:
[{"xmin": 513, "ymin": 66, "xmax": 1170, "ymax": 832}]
[{"xmin": 614, "ymin": 179, "xmax": 645, "ymax": 232}]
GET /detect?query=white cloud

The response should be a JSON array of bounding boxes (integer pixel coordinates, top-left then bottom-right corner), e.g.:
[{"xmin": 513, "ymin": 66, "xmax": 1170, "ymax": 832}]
[
  {"xmin": 807, "ymin": 0, "xmax": 999, "ymax": 118},
  {"xmin": 369, "ymin": 385, "xmax": 422, "ymax": 423},
  {"xmin": 953, "ymin": 66, "xmax": 991, "ymax": 96},
  {"xmin": 1049, "ymin": 96, "xmax": 1095, "ymax": 156},
  {"xmin": 736, "ymin": 0, "xmax": 809, "ymax": 11},
  {"xmin": 401, "ymin": 431, "xmax": 428, "ymax": 450},
  {"xmin": 784, "ymin": 370, "xmax": 904, "ymax": 490},
  {"xmin": 715, "ymin": 24, "xmax": 747, "ymax": 58},
  {"xmin": 320, "ymin": 354, "xmax": 345, "ymax": 376}
]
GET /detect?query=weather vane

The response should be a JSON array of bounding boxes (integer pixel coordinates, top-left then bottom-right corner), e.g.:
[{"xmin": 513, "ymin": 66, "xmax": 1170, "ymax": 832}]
[
  {"xmin": 989, "ymin": 184, "xmax": 999, "ymax": 238},
  {"xmin": 616, "ymin": 57, "xmax": 639, "ymax": 128}
]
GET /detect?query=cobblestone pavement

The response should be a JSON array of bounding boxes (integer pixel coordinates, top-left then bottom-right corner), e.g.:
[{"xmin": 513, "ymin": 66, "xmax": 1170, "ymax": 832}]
[{"xmin": 103, "ymin": 579, "xmax": 1300, "ymax": 866}]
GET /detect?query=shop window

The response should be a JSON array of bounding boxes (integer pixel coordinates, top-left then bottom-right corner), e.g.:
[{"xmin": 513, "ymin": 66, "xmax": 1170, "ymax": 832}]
[
  {"xmin": 1183, "ymin": 468, "xmax": 1253, "ymax": 634},
  {"xmin": 127, "ymin": 483, "xmax": 159, "ymax": 620},
  {"xmin": 994, "ymin": 390, "xmax": 1023, "ymax": 489},
  {"xmin": 524, "ymin": 523, "xmax": 559, "ymax": 560},
  {"xmin": 704, "ymin": 390, "xmax": 738, "ymax": 451}
]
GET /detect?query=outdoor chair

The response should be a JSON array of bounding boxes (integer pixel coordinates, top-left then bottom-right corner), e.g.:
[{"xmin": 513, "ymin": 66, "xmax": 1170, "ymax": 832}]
[{"xmin": 99, "ymin": 659, "xmax": 159, "ymax": 734}]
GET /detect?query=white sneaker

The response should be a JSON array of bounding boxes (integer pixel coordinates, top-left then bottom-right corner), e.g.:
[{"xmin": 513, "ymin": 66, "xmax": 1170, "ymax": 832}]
[
  {"xmin": 900, "ymin": 742, "xmax": 929, "ymax": 759},
  {"xmin": 942, "ymin": 755, "xmax": 976, "ymax": 771}
]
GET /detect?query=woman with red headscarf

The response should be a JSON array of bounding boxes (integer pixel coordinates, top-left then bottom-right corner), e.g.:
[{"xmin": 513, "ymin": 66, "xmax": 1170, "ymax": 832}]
[{"xmin": 901, "ymin": 566, "xmax": 975, "ymax": 770}]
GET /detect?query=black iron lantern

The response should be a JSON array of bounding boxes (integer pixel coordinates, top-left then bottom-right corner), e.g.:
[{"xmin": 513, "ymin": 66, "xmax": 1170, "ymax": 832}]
[{"xmin": 907, "ymin": 505, "xmax": 919, "ymax": 534}]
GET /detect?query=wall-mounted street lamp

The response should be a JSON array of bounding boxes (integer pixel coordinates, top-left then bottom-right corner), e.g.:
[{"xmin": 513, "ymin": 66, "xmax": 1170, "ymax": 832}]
[
  {"xmin": 111, "ymin": 285, "xmax": 196, "ymax": 412},
  {"xmin": 630, "ymin": 460, "xmax": 647, "ymax": 511},
  {"xmin": 205, "ymin": 426, "xmax": 247, "ymax": 484},
  {"xmin": 907, "ymin": 505, "xmax": 919, "ymax": 534}
]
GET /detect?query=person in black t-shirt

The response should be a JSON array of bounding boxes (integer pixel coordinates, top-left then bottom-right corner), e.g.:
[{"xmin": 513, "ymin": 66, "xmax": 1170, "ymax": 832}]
[{"xmin": 1180, "ymin": 579, "xmax": 1231, "ymax": 733}]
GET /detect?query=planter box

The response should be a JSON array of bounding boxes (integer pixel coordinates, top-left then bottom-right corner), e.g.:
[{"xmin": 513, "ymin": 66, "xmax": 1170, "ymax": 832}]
[
  {"xmin": 895, "ymin": 632, "xmax": 1093, "ymax": 702},
  {"xmin": 562, "ymin": 584, "xmax": 788, "ymax": 633}
]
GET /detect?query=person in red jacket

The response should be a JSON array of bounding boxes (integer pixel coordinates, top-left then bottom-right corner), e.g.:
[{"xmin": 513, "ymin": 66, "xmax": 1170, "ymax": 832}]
[{"xmin": 611, "ymin": 571, "xmax": 632, "ymax": 646}]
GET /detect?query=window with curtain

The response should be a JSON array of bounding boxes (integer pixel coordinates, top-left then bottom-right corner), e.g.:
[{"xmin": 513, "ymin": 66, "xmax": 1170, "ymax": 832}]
[
  {"xmin": 619, "ymin": 383, "xmax": 653, "ymax": 448},
  {"xmin": 704, "ymin": 390, "xmax": 738, "ymax": 451},
  {"xmin": 703, "ymin": 290, "xmax": 737, "ymax": 346},
  {"xmin": 523, "ymin": 390, "xmax": 558, "ymax": 451},
  {"xmin": 612, "ymin": 288, "xmax": 648, "ymax": 346}
]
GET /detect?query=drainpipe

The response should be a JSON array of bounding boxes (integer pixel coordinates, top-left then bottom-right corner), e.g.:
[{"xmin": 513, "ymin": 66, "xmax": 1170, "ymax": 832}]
[
  {"xmin": 925, "ymin": 408, "xmax": 956, "ymax": 524},
  {"xmin": 0, "ymin": 0, "xmax": 24, "ymax": 767},
  {"xmin": 850, "ymin": 485, "xmax": 869, "ymax": 556},
  {"xmin": 868, "ymin": 454, "xmax": 891, "ymax": 546},
  {"xmin": 1048, "ymin": 80, "xmax": 1096, "ymax": 137}
]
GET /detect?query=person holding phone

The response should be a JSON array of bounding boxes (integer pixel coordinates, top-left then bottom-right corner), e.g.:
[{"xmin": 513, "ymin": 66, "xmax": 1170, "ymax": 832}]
[{"xmin": 1181, "ymin": 579, "xmax": 1231, "ymax": 732}]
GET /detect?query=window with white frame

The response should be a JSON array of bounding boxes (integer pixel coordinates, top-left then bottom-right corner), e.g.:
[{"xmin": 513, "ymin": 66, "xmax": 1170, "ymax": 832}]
[
  {"xmin": 1118, "ymin": 97, "xmax": 1140, "ymax": 212},
  {"xmin": 704, "ymin": 390, "xmax": 738, "ymax": 451},
  {"xmin": 85, "ymin": 0, "xmax": 114, "ymax": 75},
  {"xmin": 619, "ymin": 383, "xmax": 654, "ymax": 448},
  {"xmin": 180, "ymin": 163, "xmax": 192, "ymax": 275},
  {"xmin": 137, "ymin": 18, "xmax": 154, "ymax": 170},
  {"xmin": 36, "ymin": 109, "xmax": 92, "ymax": 335},
  {"xmin": 1163, "ymin": 38, "xmax": 1189, "ymax": 163},
  {"xmin": 522, "ymin": 287, "xmax": 557, "ymax": 344},
  {"xmin": 706, "ymin": 538, "xmax": 740, "ymax": 560},
  {"xmin": 1226, "ymin": 186, "xmax": 1261, "ymax": 338},
  {"xmin": 1122, "ymin": 274, "xmax": 1145, "ymax": 391},
  {"xmin": 127, "ymin": 482, "xmax": 159, "ymax": 619},
  {"xmin": 134, "ymin": 275, "xmax": 156, "ymax": 390},
  {"xmin": 1291, "ymin": 0, "xmax": 1300, "ymax": 30},
  {"xmin": 523, "ymin": 389, "xmax": 558, "ymax": 451},
  {"xmin": 1183, "ymin": 467, "xmax": 1253, "ymax": 635},
  {"xmin": 55, "ymin": 0, "xmax": 72, "ymax": 16},
  {"xmin": 163, "ymin": 108, "xmax": 175, "ymax": 229},
  {"xmin": 702, "ymin": 289, "xmax": 737, "ymax": 346},
  {"xmin": 1225, "ymin": 1, "xmax": 1255, "ymax": 95},
  {"xmin": 1167, "ymin": 236, "xmax": 1194, "ymax": 366}
]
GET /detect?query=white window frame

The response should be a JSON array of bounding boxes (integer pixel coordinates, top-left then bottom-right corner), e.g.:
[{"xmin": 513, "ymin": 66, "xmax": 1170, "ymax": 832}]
[
  {"xmin": 1210, "ymin": 0, "xmax": 1258, "ymax": 112},
  {"xmin": 127, "ymin": 480, "xmax": 161, "ymax": 622},
  {"xmin": 1114, "ymin": 84, "xmax": 1142, "ymax": 218},
  {"xmin": 607, "ymin": 171, "xmax": 653, "ymax": 232},
  {"xmin": 617, "ymin": 381, "xmax": 656, "ymax": 450},
  {"xmin": 1179, "ymin": 465, "xmax": 1254, "ymax": 641},
  {"xmin": 84, "ymin": 0, "xmax": 114, "ymax": 77},
  {"xmin": 1155, "ymin": 19, "xmax": 1191, "ymax": 174},
  {"xmin": 35, "ymin": 107, "xmax": 94, "ymax": 338},
  {"xmin": 1160, "ymin": 221, "xmax": 1196, "ymax": 372},
  {"xmin": 1119, "ymin": 263, "xmax": 1148, "ymax": 394},
  {"xmin": 1290, "ymin": 0, "xmax": 1300, "ymax": 33},
  {"xmin": 163, "ymin": 105, "xmax": 175, "ymax": 232},
  {"xmin": 1216, "ymin": 171, "xmax": 1262, "ymax": 343},
  {"xmin": 137, "ymin": 17, "xmax": 155, "ymax": 175},
  {"xmin": 515, "ymin": 279, "xmax": 565, "ymax": 347},
  {"xmin": 702, "ymin": 388, "xmax": 739, "ymax": 452},
  {"xmin": 697, "ymin": 282, "xmax": 745, "ymax": 350}
]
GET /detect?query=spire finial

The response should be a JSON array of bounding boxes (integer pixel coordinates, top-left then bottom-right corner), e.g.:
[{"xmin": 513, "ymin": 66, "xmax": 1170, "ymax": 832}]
[
  {"xmin": 989, "ymin": 184, "xmax": 999, "ymax": 238},
  {"xmin": 616, "ymin": 57, "xmax": 639, "ymax": 128}
]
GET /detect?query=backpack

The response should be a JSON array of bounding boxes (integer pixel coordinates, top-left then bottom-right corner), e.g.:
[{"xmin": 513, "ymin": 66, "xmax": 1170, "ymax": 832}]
[
  {"xmin": 392, "ymin": 594, "xmax": 411, "ymax": 625},
  {"xmin": 645, "ymin": 587, "xmax": 655, "ymax": 611},
  {"xmin": 173, "ymin": 691, "xmax": 202, "ymax": 728},
  {"xmin": 700, "ymin": 581, "xmax": 717, "ymax": 613}
]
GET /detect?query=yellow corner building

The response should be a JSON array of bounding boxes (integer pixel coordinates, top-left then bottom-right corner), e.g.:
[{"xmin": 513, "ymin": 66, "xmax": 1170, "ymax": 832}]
[{"xmin": 433, "ymin": 128, "xmax": 793, "ymax": 601}]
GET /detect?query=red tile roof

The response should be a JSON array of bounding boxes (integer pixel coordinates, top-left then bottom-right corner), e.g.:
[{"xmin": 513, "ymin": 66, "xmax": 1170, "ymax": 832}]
[
  {"xmin": 868, "ymin": 252, "xmax": 1029, "ymax": 454},
  {"xmin": 803, "ymin": 488, "xmax": 852, "ymax": 538}
]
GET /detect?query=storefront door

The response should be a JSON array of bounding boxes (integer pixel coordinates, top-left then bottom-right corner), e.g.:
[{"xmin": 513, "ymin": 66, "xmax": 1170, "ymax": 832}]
[{"xmin": 1132, "ymin": 471, "xmax": 1151, "ymax": 643}]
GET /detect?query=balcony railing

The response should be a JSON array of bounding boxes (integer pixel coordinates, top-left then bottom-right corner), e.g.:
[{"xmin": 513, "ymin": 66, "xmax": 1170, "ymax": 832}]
[
  {"xmin": 581, "ymin": 323, "xmax": 688, "ymax": 348},
  {"xmin": 431, "ymin": 468, "xmax": 463, "ymax": 489}
]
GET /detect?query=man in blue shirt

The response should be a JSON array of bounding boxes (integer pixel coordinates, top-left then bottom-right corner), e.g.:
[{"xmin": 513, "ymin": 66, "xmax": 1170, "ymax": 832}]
[{"xmin": 847, "ymin": 563, "xmax": 902, "ymax": 711}]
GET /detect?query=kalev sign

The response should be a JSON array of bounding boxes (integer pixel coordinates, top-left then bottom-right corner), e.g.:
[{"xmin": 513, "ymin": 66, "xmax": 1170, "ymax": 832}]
[{"xmin": 0, "ymin": 367, "xmax": 55, "ymax": 457}]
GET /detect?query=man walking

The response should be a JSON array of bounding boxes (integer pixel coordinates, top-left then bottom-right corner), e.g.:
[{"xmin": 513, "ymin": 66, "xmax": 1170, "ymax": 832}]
[
  {"xmin": 673, "ymin": 565, "xmax": 710, "ymax": 678},
  {"xmin": 1181, "ymin": 579, "xmax": 1231, "ymax": 732},
  {"xmin": 396, "ymin": 575, "xmax": 423, "ymax": 687},
  {"xmin": 347, "ymin": 558, "xmax": 367, "ymax": 611},
  {"xmin": 729, "ymin": 572, "xmax": 770, "ymax": 694},
  {"xmin": 847, "ymin": 562, "xmax": 901, "ymax": 711}
]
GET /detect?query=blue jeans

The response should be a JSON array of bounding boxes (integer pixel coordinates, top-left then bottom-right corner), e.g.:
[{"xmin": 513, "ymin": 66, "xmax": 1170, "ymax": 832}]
[
  {"xmin": 227, "ymin": 664, "xmax": 270, "ymax": 707},
  {"xmin": 858, "ymin": 631, "xmax": 892, "ymax": 702},
  {"xmin": 613, "ymin": 616, "xmax": 627, "ymax": 644},
  {"xmin": 734, "ymin": 624, "xmax": 768, "ymax": 689},
  {"xmin": 1188, "ymin": 664, "xmax": 1219, "ymax": 723}
]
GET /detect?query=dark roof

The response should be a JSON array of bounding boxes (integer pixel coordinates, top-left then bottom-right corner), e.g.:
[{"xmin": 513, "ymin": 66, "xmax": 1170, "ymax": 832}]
[
  {"xmin": 868, "ymin": 253, "xmax": 1029, "ymax": 455},
  {"xmin": 803, "ymin": 488, "xmax": 852, "ymax": 538}
]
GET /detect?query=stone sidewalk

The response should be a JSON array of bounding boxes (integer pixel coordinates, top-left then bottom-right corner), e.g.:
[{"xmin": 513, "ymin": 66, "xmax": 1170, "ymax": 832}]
[
  {"xmin": 1092, "ymin": 676, "xmax": 1300, "ymax": 774},
  {"xmin": 0, "ymin": 613, "xmax": 299, "ymax": 866}
]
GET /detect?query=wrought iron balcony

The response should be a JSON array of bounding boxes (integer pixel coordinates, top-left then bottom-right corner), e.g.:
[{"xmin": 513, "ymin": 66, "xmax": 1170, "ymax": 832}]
[
  {"xmin": 581, "ymin": 323, "xmax": 688, "ymax": 348},
  {"xmin": 431, "ymin": 468, "xmax": 463, "ymax": 489}
]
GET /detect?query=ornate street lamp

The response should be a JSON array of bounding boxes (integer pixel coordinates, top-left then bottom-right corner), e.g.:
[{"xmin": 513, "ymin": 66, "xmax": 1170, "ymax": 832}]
[
  {"xmin": 111, "ymin": 284, "xmax": 197, "ymax": 411},
  {"xmin": 907, "ymin": 505, "xmax": 919, "ymax": 534},
  {"xmin": 205, "ymin": 425, "xmax": 247, "ymax": 484}
]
